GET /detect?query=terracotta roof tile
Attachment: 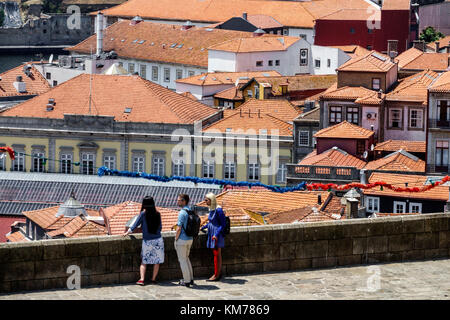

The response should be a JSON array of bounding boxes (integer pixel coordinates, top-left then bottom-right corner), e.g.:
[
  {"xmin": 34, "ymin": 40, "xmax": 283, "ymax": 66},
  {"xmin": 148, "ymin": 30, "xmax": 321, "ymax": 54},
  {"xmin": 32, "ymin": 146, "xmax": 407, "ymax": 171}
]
[
  {"xmin": 374, "ymin": 140, "xmax": 426, "ymax": 153},
  {"xmin": 0, "ymin": 63, "xmax": 51, "ymax": 98},
  {"xmin": 67, "ymin": 20, "xmax": 251, "ymax": 68},
  {"xmin": 430, "ymin": 36, "xmax": 450, "ymax": 51},
  {"xmin": 294, "ymin": 107, "xmax": 320, "ymax": 121},
  {"xmin": 213, "ymin": 86, "xmax": 244, "ymax": 101},
  {"xmin": 47, "ymin": 215, "xmax": 107, "ymax": 238},
  {"xmin": 204, "ymin": 111, "xmax": 293, "ymax": 136},
  {"xmin": 395, "ymin": 47, "xmax": 424, "ymax": 69},
  {"xmin": 223, "ymin": 208, "xmax": 265, "ymax": 226},
  {"xmin": 298, "ymin": 147, "xmax": 367, "ymax": 169},
  {"xmin": 364, "ymin": 150, "xmax": 425, "ymax": 172},
  {"xmin": 99, "ymin": 0, "xmax": 373, "ymax": 29},
  {"xmin": 6, "ymin": 231, "xmax": 28, "ymax": 242},
  {"xmin": 337, "ymin": 51, "xmax": 395, "ymax": 73},
  {"xmin": 317, "ymin": 8, "xmax": 381, "ymax": 21},
  {"xmin": 386, "ymin": 69, "xmax": 440, "ymax": 104},
  {"xmin": 197, "ymin": 190, "xmax": 331, "ymax": 214},
  {"xmin": 399, "ymin": 51, "xmax": 449, "ymax": 71},
  {"xmin": 314, "ymin": 121, "xmax": 374, "ymax": 139},
  {"xmin": 179, "ymin": 92, "xmax": 198, "ymax": 101},
  {"xmin": 430, "ymin": 70, "xmax": 450, "ymax": 93},
  {"xmin": 249, "ymin": 74, "xmax": 337, "ymax": 94},
  {"xmin": 235, "ymin": 98, "xmax": 302, "ymax": 122},
  {"xmin": 364, "ymin": 172, "xmax": 449, "ymax": 201},
  {"xmin": 23, "ymin": 206, "xmax": 62, "ymax": 229},
  {"xmin": 209, "ymin": 35, "xmax": 300, "ymax": 53},
  {"xmin": 330, "ymin": 45, "xmax": 371, "ymax": 58},
  {"xmin": 320, "ymin": 85, "xmax": 381, "ymax": 103},
  {"xmin": 382, "ymin": 0, "xmax": 411, "ymax": 10},
  {"xmin": 246, "ymin": 14, "xmax": 283, "ymax": 29},
  {"xmin": 1, "ymin": 74, "xmax": 216, "ymax": 123},
  {"xmin": 176, "ymin": 71, "xmax": 280, "ymax": 86}
]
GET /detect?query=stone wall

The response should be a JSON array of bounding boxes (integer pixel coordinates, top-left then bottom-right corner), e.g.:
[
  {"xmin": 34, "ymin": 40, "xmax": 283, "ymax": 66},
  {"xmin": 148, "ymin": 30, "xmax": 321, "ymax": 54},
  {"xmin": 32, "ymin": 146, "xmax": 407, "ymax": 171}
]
[{"xmin": 1, "ymin": 213, "xmax": 449, "ymax": 293}]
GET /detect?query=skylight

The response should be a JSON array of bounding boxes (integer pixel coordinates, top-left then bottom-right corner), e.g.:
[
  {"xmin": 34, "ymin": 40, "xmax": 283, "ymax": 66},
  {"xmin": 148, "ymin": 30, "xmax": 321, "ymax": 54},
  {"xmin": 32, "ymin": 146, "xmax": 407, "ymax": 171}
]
[
  {"xmin": 124, "ymin": 107, "xmax": 132, "ymax": 113},
  {"xmin": 132, "ymin": 39, "xmax": 138, "ymax": 43},
  {"xmin": 177, "ymin": 44, "xmax": 183, "ymax": 48},
  {"xmin": 138, "ymin": 40, "xmax": 145, "ymax": 44},
  {"xmin": 170, "ymin": 43, "xmax": 178, "ymax": 48},
  {"xmin": 371, "ymin": 52, "xmax": 387, "ymax": 62}
]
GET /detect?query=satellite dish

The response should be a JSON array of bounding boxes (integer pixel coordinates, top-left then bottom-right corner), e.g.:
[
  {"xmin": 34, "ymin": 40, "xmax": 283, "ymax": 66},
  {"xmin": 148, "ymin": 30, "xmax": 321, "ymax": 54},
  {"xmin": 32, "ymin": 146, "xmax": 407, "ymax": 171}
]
[
  {"xmin": 363, "ymin": 151, "xmax": 368, "ymax": 159},
  {"xmin": 49, "ymin": 54, "xmax": 54, "ymax": 64}
]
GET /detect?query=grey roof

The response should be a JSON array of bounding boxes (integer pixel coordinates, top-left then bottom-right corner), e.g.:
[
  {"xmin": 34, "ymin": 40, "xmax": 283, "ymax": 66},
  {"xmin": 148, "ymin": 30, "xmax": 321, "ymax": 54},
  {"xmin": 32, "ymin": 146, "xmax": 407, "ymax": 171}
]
[{"xmin": 0, "ymin": 172, "xmax": 221, "ymax": 216}]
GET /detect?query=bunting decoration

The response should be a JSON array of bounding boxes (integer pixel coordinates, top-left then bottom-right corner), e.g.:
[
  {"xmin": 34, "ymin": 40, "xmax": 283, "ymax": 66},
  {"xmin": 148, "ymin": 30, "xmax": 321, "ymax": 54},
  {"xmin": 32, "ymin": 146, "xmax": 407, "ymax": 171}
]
[{"xmin": 0, "ymin": 146, "xmax": 15, "ymax": 160}]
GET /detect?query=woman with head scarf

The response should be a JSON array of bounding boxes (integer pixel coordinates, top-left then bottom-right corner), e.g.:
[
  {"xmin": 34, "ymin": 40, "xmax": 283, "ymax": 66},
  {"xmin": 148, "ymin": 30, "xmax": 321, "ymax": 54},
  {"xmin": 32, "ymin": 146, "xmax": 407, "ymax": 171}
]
[
  {"xmin": 201, "ymin": 192, "xmax": 227, "ymax": 281},
  {"xmin": 123, "ymin": 196, "xmax": 163, "ymax": 285}
]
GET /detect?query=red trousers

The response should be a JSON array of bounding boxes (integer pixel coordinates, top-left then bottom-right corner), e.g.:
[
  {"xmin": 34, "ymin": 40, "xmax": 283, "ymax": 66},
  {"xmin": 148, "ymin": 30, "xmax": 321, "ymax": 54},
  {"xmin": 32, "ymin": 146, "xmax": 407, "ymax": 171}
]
[{"xmin": 213, "ymin": 248, "xmax": 220, "ymax": 277}]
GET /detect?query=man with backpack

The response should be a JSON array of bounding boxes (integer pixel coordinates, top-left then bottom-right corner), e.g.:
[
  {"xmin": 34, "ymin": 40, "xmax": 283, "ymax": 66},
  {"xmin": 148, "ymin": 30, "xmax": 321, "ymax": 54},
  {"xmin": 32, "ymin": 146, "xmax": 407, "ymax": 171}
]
[{"xmin": 175, "ymin": 193, "xmax": 198, "ymax": 287}]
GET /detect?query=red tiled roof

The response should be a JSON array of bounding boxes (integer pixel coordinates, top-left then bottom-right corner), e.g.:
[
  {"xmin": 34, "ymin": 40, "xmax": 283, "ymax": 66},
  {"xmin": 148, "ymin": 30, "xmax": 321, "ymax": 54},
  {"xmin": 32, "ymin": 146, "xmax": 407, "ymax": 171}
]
[
  {"xmin": 1, "ymin": 74, "xmax": 216, "ymax": 123},
  {"xmin": 0, "ymin": 63, "xmax": 51, "ymax": 97},
  {"xmin": 382, "ymin": 0, "xmax": 411, "ymax": 10},
  {"xmin": 176, "ymin": 71, "xmax": 281, "ymax": 86},
  {"xmin": 236, "ymin": 98, "xmax": 302, "ymax": 122},
  {"xmin": 197, "ymin": 190, "xmax": 331, "ymax": 214},
  {"xmin": 317, "ymin": 8, "xmax": 381, "ymax": 21},
  {"xmin": 430, "ymin": 36, "xmax": 450, "ymax": 51},
  {"xmin": 395, "ymin": 47, "xmax": 424, "ymax": 69},
  {"xmin": 246, "ymin": 14, "xmax": 283, "ymax": 29},
  {"xmin": 364, "ymin": 151, "xmax": 425, "ymax": 172},
  {"xmin": 47, "ymin": 215, "xmax": 107, "ymax": 238},
  {"xmin": 23, "ymin": 206, "xmax": 63, "ymax": 229},
  {"xmin": 330, "ymin": 45, "xmax": 371, "ymax": 58},
  {"xmin": 385, "ymin": 69, "xmax": 440, "ymax": 104},
  {"xmin": 250, "ymin": 74, "xmax": 337, "ymax": 94},
  {"xmin": 430, "ymin": 70, "xmax": 450, "ymax": 93},
  {"xmin": 364, "ymin": 172, "xmax": 449, "ymax": 201},
  {"xmin": 223, "ymin": 208, "xmax": 265, "ymax": 226},
  {"xmin": 98, "ymin": 0, "xmax": 376, "ymax": 29},
  {"xmin": 374, "ymin": 140, "xmax": 426, "ymax": 153},
  {"xmin": 208, "ymin": 35, "xmax": 300, "ymax": 53},
  {"xmin": 337, "ymin": 51, "xmax": 395, "ymax": 73},
  {"xmin": 179, "ymin": 92, "xmax": 198, "ymax": 101},
  {"xmin": 314, "ymin": 121, "xmax": 374, "ymax": 139},
  {"xmin": 213, "ymin": 86, "xmax": 244, "ymax": 101},
  {"xmin": 396, "ymin": 47, "xmax": 449, "ymax": 71},
  {"xmin": 1, "ymin": 216, "xmax": 26, "ymax": 243},
  {"xmin": 6, "ymin": 231, "xmax": 28, "ymax": 243},
  {"xmin": 320, "ymin": 85, "xmax": 382, "ymax": 103},
  {"xmin": 298, "ymin": 147, "xmax": 367, "ymax": 169},
  {"xmin": 67, "ymin": 20, "xmax": 252, "ymax": 68}
]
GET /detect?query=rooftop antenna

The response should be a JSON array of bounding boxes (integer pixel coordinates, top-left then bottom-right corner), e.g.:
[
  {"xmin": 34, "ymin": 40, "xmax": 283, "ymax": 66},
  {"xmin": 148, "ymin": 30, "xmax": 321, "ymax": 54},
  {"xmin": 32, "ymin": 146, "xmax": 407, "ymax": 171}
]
[{"xmin": 89, "ymin": 46, "xmax": 93, "ymax": 115}]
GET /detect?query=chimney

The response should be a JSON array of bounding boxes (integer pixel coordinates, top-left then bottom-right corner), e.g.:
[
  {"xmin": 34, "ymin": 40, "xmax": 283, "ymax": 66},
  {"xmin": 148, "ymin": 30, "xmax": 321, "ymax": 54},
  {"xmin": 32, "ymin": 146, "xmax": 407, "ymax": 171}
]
[
  {"xmin": 181, "ymin": 20, "xmax": 194, "ymax": 30},
  {"xmin": 435, "ymin": 41, "xmax": 440, "ymax": 53},
  {"xmin": 253, "ymin": 28, "xmax": 265, "ymax": 37},
  {"xmin": 242, "ymin": 12, "xmax": 247, "ymax": 20},
  {"xmin": 412, "ymin": 40, "xmax": 425, "ymax": 52},
  {"xmin": 96, "ymin": 12, "xmax": 104, "ymax": 56},
  {"xmin": 377, "ymin": 89, "xmax": 383, "ymax": 99},
  {"xmin": 46, "ymin": 98, "xmax": 55, "ymax": 111},
  {"xmin": 240, "ymin": 109, "xmax": 242, "ymax": 117},
  {"xmin": 346, "ymin": 198, "xmax": 359, "ymax": 219},
  {"xmin": 13, "ymin": 75, "xmax": 26, "ymax": 93},
  {"xmin": 130, "ymin": 15, "xmax": 143, "ymax": 26},
  {"xmin": 387, "ymin": 39, "xmax": 398, "ymax": 61},
  {"xmin": 258, "ymin": 109, "xmax": 261, "ymax": 118},
  {"xmin": 360, "ymin": 169, "xmax": 368, "ymax": 185},
  {"xmin": 318, "ymin": 194, "xmax": 322, "ymax": 205}
]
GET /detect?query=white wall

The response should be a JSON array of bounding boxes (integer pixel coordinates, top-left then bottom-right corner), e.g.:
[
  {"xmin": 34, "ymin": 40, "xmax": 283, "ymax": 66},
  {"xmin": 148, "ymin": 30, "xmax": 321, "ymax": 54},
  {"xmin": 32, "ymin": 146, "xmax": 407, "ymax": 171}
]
[
  {"xmin": 310, "ymin": 45, "xmax": 350, "ymax": 75},
  {"xmin": 175, "ymin": 83, "xmax": 204, "ymax": 100},
  {"xmin": 208, "ymin": 51, "xmax": 237, "ymax": 73},
  {"xmin": 34, "ymin": 64, "xmax": 85, "ymax": 87},
  {"xmin": 121, "ymin": 58, "xmax": 206, "ymax": 90},
  {"xmin": 287, "ymin": 28, "xmax": 315, "ymax": 44}
]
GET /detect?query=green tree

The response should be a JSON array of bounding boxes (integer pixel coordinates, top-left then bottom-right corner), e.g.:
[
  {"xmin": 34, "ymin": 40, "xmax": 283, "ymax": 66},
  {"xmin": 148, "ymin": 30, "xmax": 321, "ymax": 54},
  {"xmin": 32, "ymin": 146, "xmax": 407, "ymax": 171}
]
[
  {"xmin": 42, "ymin": 0, "xmax": 63, "ymax": 14},
  {"xmin": 0, "ymin": 8, "xmax": 5, "ymax": 28},
  {"xmin": 419, "ymin": 26, "xmax": 445, "ymax": 43}
]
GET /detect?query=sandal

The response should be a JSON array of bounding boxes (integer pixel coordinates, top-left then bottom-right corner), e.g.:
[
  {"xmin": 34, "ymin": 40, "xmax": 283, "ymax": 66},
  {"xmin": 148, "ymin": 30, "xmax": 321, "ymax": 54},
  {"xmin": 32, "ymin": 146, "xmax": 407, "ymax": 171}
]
[{"xmin": 136, "ymin": 280, "xmax": 145, "ymax": 286}]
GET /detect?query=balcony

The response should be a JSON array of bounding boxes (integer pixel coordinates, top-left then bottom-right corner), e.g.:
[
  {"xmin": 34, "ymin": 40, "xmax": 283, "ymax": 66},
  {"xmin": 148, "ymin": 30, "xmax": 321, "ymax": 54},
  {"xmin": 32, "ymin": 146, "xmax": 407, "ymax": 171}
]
[
  {"xmin": 286, "ymin": 164, "xmax": 360, "ymax": 185},
  {"xmin": 428, "ymin": 119, "xmax": 450, "ymax": 130}
]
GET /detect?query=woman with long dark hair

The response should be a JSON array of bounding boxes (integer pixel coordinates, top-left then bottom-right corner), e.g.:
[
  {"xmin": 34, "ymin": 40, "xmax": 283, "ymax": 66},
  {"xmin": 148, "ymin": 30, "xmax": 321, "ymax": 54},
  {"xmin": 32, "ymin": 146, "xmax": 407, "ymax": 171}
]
[{"xmin": 123, "ymin": 196, "xmax": 164, "ymax": 285}]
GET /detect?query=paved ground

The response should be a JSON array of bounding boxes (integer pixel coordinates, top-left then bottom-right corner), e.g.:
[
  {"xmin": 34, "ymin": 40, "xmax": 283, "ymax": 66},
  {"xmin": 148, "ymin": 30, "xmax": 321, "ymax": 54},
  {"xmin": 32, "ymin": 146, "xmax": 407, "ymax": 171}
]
[{"xmin": 1, "ymin": 259, "xmax": 450, "ymax": 300}]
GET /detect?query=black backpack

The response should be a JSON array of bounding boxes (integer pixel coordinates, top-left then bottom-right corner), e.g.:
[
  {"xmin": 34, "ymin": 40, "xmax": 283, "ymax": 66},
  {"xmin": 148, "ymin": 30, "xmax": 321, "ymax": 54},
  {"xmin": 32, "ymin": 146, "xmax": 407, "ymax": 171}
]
[
  {"xmin": 224, "ymin": 216, "xmax": 231, "ymax": 235},
  {"xmin": 183, "ymin": 209, "xmax": 201, "ymax": 237}
]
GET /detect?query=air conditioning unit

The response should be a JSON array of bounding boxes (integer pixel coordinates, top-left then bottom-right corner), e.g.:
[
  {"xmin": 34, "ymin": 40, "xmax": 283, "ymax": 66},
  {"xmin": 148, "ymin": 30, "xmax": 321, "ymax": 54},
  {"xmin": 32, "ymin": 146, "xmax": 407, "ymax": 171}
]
[
  {"xmin": 366, "ymin": 112, "xmax": 377, "ymax": 120},
  {"xmin": 59, "ymin": 56, "xmax": 74, "ymax": 68}
]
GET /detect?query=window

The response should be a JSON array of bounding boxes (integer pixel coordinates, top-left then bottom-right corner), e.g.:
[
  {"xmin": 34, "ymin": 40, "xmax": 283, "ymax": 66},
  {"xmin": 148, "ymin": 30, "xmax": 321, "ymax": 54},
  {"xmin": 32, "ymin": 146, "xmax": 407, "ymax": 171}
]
[
  {"xmin": 254, "ymin": 85, "xmax": 260, "ymax": 98},
  {"xmin": 60, "ymin": 154, "xmax": 72, "ymax": 174},
  {"xmin": 173, "ymin": 159, "xmax": 185, "ymax": 176},
  {"xmin": 346, "ymin": 107, "xmax": 359, "ymax": 125},
  {"xmin": 140, "ymin": 64, "xmax": 147, "ymax": 79},
  {"xmin": 437, "ymin": 100, "xmax": 450, "ymax": 123},
  {"xmin": 188, "ymin": 71, "xmax": 195, "ymax": 77},
  {"xmin": 0, "ymin": 153, "xmax": 5, "ymax": 171},
  {"xmin": 12, "ymin": 152, "xmax": 25, "ymax": 172},
  {"xmin": 81, "ymin": 153, "xmax": 95, "ymax": 175},
  {"xmin": 202, "ymin": 161, "xmax": 214, "ymax": 178},
  {"xmin": 224, "ymin": 161, "xmax": 236, "ymax": 180},
  {"xmin": 256, "ymin": 61, "xmax": 263, "ymax": 67},
  {"xmin": 436, "ymin": 140, "xmax": 449, "ymax": 171},
  {"xmin": 248, "ymin": 162, "xmax": 259, "ymax": 181},
  {"xmin": 299, "ymin": 34, "xmax": 307, "ymax": 40},
  {"xmin": 277, "ymin": 30, "xmax": 282, "ymax": 35},
  {"xmin": 367, "ymin": 45, "xmax": 373, "ymax": 50},
  {"xmin": 32, "ymin": 152, "xmax": 45, "ymax": 172},
  {"xmin": 52, "ymin": 80, "xmax": 58, "ymax": 87},
  {"xmin": 176, "ymin": 69, "xmax": 183, "ymax": 80},
  {"xmin": 366, "ymin": 197, "xmax": 380, "ymax": 213},
  {"xmin": 152, "ymin": 157, "xmax": 165, "ymax": 176},
  {"xmin": 164, "ymin": 68, "xmax": 170, "ymax": 82},
  {"xmin": 315, "ymin": 59, "xmax": 321, "ymax": 68},
  {"xmin": 128, "ymin": 63, "xmax": 135, "ymax": 74},
  {"xmin": 247, "ymin": 90, "xmax": 253, "ymax": 98},
  {"xmin": 152, "ymin": 66, "xmax": 159, "ymax": 81},
  {"xmin": 300, "ymin": 49, "xmax": 308, "ymax": 66},
  {"xmin": 409, "ymin": 202, "xmax": 422, "ymax": 214},
  {"xmin": 389, "ymin": 108, "xmax": 402, "ymax": 128},
  {"xmin": 372, "ymin": 78, "xmax": 381, "ymax": 90},
  {"xmin": 393, "ymin": 201, "xmax": 406, "ymax": 214},
  {"xmin": 298, "ymin": 131, "xmax": 309, "ymax": 146},
  {"xmin": 409, "ymin": 108, "xmax": 423, "ymax": 129},
  {"xmin": 132, "ymin": 155, "xmax": 145, "ymax": 172},
  {"xmin": 368, "ymin": 28, "xmax": 373, "ymax": 34},
  {"xmin": 350, "ymin": 28, "xmax": 355, "ymax": 34},
  {"xmin": 276, "ymin": 162, "xmax": 287, "ymax": 184},
  {"xmin": 312, "ymin": 130, "xmax": 318, "ymax": 147},
  {"xmin": 103, "ymin": 155, "xmax": 116, "ymax": 170},
  {"xmin": 268, "ymin": 60, "xmax": 273, "ymax": 66},
  {"xmin": 46, "ymin": 72, "xmax": 51, "ymax": 80},
  {"xmin": 329, "ymin": 106, "xmax": 342, "ymax": 124},
  {"xmin": 283, "ymin": 29, "xmax": 288, "ymax": 35},
  {"xmin": 275, "ymin": 60, "xmax": 280, "ymax": 66},
  {"xmin": 327, "ymin": 59, "xmax": 331, "ymax": 68},
  {"xmin": 357, "ymin": 140, "xmax": 365, "ymax": 155}
]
